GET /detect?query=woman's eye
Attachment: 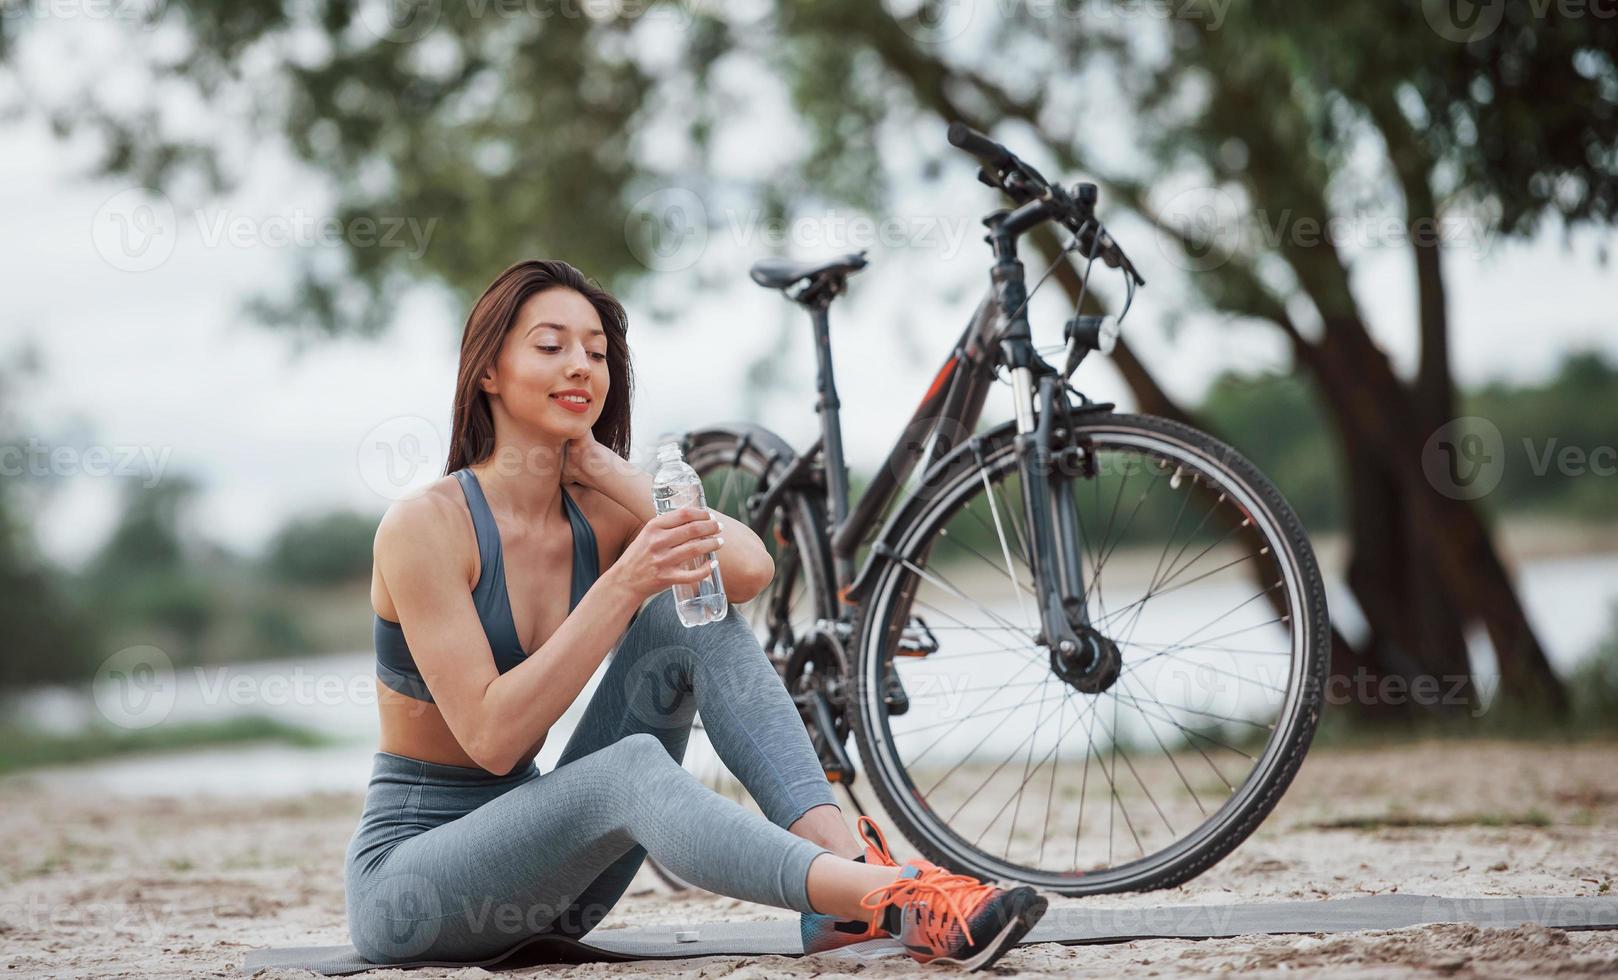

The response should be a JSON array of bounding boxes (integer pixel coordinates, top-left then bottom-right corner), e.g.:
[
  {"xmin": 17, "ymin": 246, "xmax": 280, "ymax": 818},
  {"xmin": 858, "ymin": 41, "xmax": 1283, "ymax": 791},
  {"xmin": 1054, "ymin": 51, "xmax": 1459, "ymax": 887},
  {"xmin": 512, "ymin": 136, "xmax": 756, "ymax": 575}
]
[
  {"xmin": 536, "ymin": 345, "xmax": 561, "ymax": 353},
  {"xmin": 590, "ymin": 352, "xmax": 607, "ymax": 361}
]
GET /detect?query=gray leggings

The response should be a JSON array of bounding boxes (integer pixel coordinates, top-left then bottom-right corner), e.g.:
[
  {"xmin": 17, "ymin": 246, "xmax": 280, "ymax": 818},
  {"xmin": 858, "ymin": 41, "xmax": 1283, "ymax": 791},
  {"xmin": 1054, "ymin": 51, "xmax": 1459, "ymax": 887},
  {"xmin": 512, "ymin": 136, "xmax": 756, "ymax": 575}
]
[{"xmin": 343, "ymin": 589, "xmax": 839, "ymax": 964}]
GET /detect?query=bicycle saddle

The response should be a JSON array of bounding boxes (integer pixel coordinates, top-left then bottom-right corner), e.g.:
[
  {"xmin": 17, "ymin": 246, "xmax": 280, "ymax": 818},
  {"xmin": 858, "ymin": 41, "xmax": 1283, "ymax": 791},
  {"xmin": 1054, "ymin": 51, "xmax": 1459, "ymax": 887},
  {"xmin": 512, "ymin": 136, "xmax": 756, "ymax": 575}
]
[{"xmin": 749, "ymin": 251, "xmax": 869, "ymax": 290}]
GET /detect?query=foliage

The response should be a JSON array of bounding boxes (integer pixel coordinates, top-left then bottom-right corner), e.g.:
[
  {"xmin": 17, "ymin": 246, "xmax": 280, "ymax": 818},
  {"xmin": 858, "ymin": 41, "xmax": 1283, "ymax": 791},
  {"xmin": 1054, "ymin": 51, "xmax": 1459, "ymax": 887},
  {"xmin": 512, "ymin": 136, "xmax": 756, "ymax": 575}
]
[
  {"xmin": 264, "ymin": 509, "xmax": 378, "ymax": 586},
  {"xmin": 0, "ymin": 715, "xmax": 337, "ymax": 775}
]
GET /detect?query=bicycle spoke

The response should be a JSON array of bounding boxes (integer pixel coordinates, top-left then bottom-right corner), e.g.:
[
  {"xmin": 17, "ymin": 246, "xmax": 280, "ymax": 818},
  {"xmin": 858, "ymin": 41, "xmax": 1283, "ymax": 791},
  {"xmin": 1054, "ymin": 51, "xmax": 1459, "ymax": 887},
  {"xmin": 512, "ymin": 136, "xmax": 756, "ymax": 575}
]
[
  {"xmin": 862, "ymin": 423, "xmax": 1320, "ymax": 890},
  {"xmin": 892, "ymin": 554, "xmax": 1029, "ymax": 636},
  {"xmin": 976, "ymin": 466, "xmax": 1033, "ymax": 628},
  {"xmin": 1113, "ymin": 672, "xmax": 1206, "ymax": 816}
]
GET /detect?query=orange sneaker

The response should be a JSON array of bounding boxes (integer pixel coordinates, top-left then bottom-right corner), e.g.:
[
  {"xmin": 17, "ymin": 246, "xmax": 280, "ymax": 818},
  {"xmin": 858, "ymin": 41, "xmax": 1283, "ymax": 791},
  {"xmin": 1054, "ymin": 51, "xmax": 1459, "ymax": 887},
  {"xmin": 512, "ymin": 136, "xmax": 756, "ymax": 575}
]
[
  {"xmin": 859, "ymin": 861, "xmax": 1048, "ymax": 971},
  {"xmin": 800, "ymin": 815, "xmax": 902, "ymax": 955}
]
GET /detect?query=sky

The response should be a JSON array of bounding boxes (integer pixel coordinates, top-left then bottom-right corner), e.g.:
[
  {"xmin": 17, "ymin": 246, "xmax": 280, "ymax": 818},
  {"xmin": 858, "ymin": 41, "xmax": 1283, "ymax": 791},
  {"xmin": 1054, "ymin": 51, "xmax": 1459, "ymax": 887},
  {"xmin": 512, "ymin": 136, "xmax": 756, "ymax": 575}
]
[{"xmin": 2, "ymin": 15, "xmax": 1615, "ymax": 569}]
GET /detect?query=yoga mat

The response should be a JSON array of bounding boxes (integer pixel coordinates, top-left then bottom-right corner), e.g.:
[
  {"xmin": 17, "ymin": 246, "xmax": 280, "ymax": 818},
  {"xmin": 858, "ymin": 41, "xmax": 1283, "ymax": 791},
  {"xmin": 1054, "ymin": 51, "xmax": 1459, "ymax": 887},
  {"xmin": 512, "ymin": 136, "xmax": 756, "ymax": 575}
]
[{"xmin": 242, "ymin": 894, "xmax": 1618, "ymax": 975}]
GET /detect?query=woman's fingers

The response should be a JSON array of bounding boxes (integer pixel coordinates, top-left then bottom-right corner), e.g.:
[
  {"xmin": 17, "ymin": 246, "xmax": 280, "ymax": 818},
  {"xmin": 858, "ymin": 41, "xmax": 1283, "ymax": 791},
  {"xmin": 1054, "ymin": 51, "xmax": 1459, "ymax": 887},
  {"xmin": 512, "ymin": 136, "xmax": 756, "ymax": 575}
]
[{"xmin": 665, "ymin": 536, "xmax": 722, "ymax": 567}]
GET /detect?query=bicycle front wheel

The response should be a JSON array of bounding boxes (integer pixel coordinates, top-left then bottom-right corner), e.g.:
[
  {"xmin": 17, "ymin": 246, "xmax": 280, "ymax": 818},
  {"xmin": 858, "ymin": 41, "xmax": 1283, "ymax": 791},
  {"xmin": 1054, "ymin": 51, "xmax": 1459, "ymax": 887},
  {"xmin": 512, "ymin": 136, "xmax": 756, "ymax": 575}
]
[{"xmin": 850, "ymin": 412, "xmax": 1328, "ymax": 895}]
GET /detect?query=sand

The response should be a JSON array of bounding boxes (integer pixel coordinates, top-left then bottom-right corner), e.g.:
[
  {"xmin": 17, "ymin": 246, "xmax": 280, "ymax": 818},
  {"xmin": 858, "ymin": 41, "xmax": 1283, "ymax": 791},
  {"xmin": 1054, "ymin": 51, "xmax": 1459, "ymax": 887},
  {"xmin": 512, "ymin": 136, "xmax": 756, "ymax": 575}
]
[{"xmin": 1, "ymin": 739, "xmax": 1615, "ymax": 978}]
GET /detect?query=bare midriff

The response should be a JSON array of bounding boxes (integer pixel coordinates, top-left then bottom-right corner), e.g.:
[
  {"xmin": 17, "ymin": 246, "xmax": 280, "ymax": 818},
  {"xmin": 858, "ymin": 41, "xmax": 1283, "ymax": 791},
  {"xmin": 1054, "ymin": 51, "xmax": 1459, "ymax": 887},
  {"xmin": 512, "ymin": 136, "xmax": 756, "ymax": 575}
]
[{"xmin": 376, "ymin": 680, "xmax": 543, "ymax": 772}]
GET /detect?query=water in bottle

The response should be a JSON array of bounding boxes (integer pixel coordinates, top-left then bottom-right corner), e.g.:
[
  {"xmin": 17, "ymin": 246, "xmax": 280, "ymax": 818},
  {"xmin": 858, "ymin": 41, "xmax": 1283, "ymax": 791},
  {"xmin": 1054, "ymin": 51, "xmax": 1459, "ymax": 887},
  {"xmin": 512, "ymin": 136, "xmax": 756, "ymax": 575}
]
[{"xmin": 650, "ymin": 441, "xmax": 728, "ymax": 627}]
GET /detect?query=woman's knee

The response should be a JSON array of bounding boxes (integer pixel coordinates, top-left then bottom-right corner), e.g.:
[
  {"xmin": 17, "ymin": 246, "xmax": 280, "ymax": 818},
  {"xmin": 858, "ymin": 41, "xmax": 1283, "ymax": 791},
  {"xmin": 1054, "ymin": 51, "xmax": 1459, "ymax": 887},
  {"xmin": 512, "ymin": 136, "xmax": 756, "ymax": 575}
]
[{"xmin": 606, "ymin": 731, "xmax": 678, "ymax": 767}]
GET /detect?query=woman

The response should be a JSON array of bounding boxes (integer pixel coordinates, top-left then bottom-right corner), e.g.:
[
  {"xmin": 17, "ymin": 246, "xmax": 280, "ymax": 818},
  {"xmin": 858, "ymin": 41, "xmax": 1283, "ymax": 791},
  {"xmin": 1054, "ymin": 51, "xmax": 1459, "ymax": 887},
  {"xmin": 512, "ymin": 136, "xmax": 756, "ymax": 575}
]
[{"xmin": 343, "ymin": 259, "xmax": 1048, "ymax": 972}]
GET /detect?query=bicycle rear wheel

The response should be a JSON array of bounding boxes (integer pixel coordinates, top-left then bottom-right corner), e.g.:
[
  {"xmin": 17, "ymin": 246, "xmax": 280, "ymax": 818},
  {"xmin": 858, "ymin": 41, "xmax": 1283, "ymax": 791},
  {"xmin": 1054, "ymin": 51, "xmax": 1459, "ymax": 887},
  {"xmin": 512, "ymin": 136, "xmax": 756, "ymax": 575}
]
[{"xmin": 850, "ymin": 412, "xmax": 1328, "ymax": 895}]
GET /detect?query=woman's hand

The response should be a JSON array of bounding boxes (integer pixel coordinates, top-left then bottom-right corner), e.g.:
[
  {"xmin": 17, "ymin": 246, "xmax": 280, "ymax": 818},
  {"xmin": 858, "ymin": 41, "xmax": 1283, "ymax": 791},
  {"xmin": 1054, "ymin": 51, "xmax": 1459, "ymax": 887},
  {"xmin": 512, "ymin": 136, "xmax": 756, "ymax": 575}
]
[
  {"xmin": 560, "ymin": 431, "xmax": 619, "ymax": 491},
  {"xmin": 607, "ymin": 505, "xmax": 726, "ymax": 600}
]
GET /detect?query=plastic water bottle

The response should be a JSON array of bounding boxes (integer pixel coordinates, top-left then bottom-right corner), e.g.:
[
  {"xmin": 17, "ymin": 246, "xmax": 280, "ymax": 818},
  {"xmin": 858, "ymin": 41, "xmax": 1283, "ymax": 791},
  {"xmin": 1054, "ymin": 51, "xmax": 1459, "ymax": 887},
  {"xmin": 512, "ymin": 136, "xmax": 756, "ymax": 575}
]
[{"xmin": 650, "ymin": 441, "xmax": 728, "ymax": 627}]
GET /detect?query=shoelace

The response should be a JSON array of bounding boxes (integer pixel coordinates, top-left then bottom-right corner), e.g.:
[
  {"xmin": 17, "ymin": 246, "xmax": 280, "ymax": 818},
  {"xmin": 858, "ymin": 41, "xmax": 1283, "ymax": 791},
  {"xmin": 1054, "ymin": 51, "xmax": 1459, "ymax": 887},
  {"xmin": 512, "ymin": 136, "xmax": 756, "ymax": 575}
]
[
  {"xmin": 856, "ymin": 815, "xmax": 899, "ymax": 866},
  {"xmin": 858, "ymin": 865, "xmax": 1000, "ymax": 948}
]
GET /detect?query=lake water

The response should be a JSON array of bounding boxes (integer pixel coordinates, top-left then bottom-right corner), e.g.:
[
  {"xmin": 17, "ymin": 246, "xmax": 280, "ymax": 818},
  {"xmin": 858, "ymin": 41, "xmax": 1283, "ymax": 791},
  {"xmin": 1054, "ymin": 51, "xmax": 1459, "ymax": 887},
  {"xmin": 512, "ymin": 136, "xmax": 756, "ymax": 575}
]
[{"xmin": 4, "ymin": 551, "xmax": 1615, "ymax": 800}]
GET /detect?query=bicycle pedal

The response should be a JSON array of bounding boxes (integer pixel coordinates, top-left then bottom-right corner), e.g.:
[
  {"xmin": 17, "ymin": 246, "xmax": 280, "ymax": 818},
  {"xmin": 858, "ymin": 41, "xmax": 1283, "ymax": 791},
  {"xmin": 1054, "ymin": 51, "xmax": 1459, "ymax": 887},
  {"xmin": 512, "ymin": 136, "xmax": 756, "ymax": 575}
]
[
  {"xmin": 896, "ymin": 615, "xmax": 939, "ymax": 657},
  {"xmin": 883, "ymin": 670, "xmax": 910, "ymax": 716}
]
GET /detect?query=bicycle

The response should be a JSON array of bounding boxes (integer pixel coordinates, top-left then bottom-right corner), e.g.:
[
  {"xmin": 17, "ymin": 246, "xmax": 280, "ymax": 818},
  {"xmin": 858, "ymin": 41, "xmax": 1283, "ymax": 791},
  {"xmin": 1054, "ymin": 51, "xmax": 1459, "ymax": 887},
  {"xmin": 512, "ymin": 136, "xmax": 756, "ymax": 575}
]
[{"xmin": 652, "ymin": 124, "xmax": 1330, "ymax": 896}]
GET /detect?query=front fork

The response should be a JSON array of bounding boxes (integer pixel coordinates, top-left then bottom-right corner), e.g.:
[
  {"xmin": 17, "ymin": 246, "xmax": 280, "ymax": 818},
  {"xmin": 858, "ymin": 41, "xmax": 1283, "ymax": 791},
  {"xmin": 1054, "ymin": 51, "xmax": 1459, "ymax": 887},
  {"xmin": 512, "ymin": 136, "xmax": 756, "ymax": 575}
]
[{"xmin": 1009, "ymin": 368, "xmax": 1087, "ymax": 654}]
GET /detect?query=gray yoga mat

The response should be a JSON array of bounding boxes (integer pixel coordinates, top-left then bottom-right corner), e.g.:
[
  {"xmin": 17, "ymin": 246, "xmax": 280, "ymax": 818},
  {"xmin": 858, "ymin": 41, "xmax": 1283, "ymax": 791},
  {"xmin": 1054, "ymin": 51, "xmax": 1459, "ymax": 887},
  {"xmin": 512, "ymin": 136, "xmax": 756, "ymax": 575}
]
[{"xmin": 241, "ymin": 894, "xmax": 1618, "ymax": 976}]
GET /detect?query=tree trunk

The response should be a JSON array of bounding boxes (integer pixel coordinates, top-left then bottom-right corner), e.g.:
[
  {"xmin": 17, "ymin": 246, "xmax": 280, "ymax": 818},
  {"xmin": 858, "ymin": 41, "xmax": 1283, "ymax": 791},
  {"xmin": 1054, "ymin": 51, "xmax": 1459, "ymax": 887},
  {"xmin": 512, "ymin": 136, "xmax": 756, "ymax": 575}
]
[{"xmin": 844, "ymin": 9, "xmax": 1567, "ymax": 716}]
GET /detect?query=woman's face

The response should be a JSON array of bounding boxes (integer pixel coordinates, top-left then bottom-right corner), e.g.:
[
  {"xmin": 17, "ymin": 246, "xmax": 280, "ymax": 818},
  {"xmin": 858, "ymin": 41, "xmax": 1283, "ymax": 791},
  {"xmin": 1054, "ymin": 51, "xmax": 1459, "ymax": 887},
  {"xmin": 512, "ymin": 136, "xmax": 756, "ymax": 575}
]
[{"xmin": 482, "ymin": 287, "xmax": 610, "ymax": 437}]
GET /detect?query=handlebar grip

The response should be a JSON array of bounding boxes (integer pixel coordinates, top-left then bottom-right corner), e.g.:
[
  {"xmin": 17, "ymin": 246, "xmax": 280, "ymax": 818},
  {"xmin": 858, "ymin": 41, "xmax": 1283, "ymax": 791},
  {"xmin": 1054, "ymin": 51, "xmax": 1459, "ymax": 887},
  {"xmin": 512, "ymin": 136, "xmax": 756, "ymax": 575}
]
[{"xmin": 947, "ymin": 122, "xmax": 1014, "ymax": 171}]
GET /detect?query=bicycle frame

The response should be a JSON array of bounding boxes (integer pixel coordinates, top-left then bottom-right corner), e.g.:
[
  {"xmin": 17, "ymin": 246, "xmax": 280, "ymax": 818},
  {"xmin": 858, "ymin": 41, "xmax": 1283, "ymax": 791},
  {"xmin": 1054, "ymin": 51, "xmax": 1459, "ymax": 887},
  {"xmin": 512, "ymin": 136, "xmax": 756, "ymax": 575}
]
[{"xmin": 788, "ymin": 213, "xmax": 1101, "ymax": 659}]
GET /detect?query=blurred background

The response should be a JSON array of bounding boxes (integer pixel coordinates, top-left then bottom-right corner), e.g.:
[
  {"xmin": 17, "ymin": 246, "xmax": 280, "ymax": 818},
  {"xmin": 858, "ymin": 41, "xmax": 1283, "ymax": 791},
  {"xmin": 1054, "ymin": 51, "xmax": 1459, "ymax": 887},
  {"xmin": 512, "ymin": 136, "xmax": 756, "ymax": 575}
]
[{"xmin": 1, "ymin": 0, "xmax": 1615, "ymax": 794}]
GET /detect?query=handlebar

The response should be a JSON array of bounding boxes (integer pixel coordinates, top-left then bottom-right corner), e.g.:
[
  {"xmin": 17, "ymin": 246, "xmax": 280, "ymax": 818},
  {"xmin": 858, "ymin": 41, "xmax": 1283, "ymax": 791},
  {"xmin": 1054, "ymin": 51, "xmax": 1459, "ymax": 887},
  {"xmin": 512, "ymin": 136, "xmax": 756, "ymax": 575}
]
[
  {"xmin": 947, "ymin": 122, "xmax": 1145, "ymax": 287},
  {"xmin": 947, "ymin": 121, "xmax": 1016, "ymax": 174}
]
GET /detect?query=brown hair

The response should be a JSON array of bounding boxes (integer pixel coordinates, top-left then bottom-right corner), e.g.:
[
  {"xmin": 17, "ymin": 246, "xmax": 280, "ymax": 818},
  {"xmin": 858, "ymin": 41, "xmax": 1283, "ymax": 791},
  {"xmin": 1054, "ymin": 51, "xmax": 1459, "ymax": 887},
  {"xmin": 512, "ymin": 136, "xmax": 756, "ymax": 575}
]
[{"xmin": 445, "ymin": 259, "xmax": 633, "ymax": 474}]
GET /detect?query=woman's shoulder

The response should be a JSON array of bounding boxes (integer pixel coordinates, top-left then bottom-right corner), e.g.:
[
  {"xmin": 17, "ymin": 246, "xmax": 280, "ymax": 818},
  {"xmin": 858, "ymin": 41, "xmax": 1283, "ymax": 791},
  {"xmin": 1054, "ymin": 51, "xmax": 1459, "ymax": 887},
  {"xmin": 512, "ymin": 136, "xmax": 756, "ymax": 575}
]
[{"xmin": 374, "ymin": 475, "xmax": 478, "ymax": 568}]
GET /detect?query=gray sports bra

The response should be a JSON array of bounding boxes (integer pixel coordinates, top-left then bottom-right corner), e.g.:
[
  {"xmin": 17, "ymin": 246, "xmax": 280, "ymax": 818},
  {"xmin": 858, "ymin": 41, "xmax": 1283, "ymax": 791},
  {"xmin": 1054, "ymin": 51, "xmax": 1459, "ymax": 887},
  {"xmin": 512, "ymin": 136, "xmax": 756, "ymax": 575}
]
[{"xmin": 374, "ymin": 467, "xmax": 599, "ymax": 703}]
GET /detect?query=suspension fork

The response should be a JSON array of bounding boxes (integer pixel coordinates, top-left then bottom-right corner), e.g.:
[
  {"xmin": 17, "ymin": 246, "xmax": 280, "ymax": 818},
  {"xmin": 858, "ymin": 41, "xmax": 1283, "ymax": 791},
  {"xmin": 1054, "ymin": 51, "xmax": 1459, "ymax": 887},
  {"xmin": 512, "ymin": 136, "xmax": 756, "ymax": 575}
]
[
  {"xmin": 1048, "ymin": 386, "xmax": 1091, "ymax": 627},
  {"xmin": 1009, "ymin": 368, "xmax": 1087, "ymax": 656}
]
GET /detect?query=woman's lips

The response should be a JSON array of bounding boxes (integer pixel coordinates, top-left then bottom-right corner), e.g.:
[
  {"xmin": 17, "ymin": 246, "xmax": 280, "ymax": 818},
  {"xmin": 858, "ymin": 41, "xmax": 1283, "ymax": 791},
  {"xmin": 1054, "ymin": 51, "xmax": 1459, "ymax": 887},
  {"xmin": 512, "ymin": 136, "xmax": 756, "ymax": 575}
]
[{"xmin": 550, "ymin": 394, "xmax": 591, "ymax": 414}]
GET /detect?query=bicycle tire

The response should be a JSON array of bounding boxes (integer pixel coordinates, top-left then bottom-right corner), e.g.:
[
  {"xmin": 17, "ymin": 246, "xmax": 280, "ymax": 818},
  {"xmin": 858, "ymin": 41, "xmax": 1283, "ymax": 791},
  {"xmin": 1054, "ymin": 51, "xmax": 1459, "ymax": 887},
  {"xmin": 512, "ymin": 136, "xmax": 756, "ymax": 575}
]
[{"xmin": 849, "ymin": 411, "xmax": 1329, "ymax": 895}]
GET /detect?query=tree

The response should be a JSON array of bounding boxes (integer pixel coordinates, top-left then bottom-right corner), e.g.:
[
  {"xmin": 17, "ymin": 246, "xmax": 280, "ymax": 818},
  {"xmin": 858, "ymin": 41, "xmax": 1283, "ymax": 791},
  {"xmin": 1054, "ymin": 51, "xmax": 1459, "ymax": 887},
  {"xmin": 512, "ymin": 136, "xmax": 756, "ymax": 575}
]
[
  {"xmin": 8, "ymin": 0, "xmax": 1613, "ymax": 714},
  {"xmin": 86, "ymin": 476, "xmax": 216, "ymax": 663},
  {"xmin": 264, "ymin": 510, "xmax": 379, "ymax": 586},
  {"xmin": 0, "ymin": 360, "xmax": 101, "ymax": 688}
]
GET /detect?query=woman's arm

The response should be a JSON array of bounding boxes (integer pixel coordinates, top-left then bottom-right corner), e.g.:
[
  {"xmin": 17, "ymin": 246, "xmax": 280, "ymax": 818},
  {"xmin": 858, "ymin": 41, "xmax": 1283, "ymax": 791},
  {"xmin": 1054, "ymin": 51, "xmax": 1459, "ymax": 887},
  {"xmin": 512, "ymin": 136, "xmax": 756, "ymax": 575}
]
[
  {"xmin": 380, "ymin": 494, "xmax": 643, "ymax": 776},
  {"xmin": 477, "ymin": 567, "xmax": 643, "ymax": 774},
  {"xmin": 578, "ymin": 443, "xmax": 775, "ymax": 603}
]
